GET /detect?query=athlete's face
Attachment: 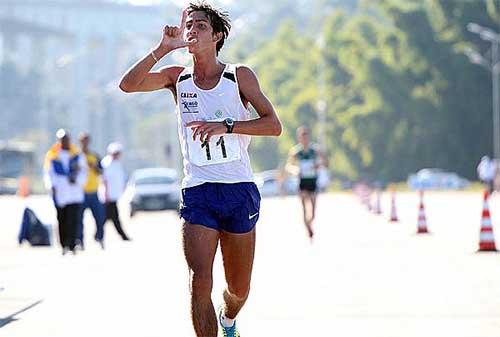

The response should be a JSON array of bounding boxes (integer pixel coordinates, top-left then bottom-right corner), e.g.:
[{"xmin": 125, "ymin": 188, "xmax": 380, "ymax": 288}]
[
  {"xmin": 184, "ymin": 11, "xmax": 219, "ymax": 54},
  {"xmin": 298, "ymin": 130, "xmax": 310, "ymax": 146}
]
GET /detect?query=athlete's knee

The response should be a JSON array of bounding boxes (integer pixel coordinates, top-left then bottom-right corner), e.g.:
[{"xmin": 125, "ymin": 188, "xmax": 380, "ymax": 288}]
[
  {"xmin": 190, "ymin": 271, "xmax": 213, "ymax": 297},
  {"xmin": 227, "ymin": 283, "xmax": 250, "ymax": 302}
]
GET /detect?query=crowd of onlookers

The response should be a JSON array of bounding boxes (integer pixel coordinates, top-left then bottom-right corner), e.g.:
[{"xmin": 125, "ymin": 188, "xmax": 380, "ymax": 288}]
[{"xmin": 43, "ymin": 129, "xmax": 130, "ymax": 255}]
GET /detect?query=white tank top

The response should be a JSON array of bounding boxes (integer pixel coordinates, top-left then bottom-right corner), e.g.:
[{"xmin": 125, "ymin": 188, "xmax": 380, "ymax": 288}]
[{"xmin": 176, "ymin": 63, "xmax": 254, "ymax": 188}]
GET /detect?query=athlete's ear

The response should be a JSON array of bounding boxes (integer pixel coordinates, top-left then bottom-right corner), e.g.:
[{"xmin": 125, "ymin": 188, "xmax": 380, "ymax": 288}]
[{"xmin": 212, "ymin": 32, "xmax": 222, "ymax": 42}]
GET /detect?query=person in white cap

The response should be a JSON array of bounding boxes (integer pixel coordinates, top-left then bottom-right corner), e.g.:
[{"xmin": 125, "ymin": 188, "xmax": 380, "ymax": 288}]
[
  {"xmin": 100, "ymin": 142, "xmax": 130, "ymax": 242},
  {"xmin": 477, "ymin": 155, "xmax": 497, "ymax": 193},
  {"xmin": 44, "ymin": 129, "xmax": 88, "ymax": 254}
]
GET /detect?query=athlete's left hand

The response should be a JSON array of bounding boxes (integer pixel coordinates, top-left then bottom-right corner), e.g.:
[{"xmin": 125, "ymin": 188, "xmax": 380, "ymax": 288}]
[{"xmin": 186, "ymin": 121, "xmax": 226, "ymax": 143}]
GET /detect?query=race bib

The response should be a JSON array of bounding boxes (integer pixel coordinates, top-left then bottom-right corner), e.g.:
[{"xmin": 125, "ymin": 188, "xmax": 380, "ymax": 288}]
[
  {"xmin": 186, "ymin": 124, "xmax": 241, "ymax": 166},
  {"xmin": 299, "ymin": 159, "xmax": 317, "ymax": 178}
]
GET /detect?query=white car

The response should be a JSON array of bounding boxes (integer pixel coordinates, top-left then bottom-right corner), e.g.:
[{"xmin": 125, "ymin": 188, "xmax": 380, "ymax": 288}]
[
  {"xmin": 255, "ymin": 168, "xmax": 331, "ymax": 197},
  {"xmin": 254, "ymin": 170, "xmax": 284, "ymax": 197},
  {"xmin": 407, "ymin": 168, "xmax": 469, "ymax": 190},
  {"xmin": 124, "ymin": 168, "xmax": 180, "ymax": 217}
]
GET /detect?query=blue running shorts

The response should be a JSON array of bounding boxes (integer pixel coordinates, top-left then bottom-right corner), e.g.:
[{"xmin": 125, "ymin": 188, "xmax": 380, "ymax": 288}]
[{"xmin": 179, "ymin": 182, "xmax": 261, "ymax": 233}]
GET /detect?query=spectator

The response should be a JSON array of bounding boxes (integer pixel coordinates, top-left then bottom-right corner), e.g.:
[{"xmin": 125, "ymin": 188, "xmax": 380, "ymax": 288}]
[
  {"xmin": 44, "ymin": 129, "xmax": 87, "ymax": 255},
  {"xmin": 100, "ymin": 142, "xmax": 130, "ymax": 241},
  {"xmin": 77, "ymin": 132, "xmax": 105, "ymax": 249},
  {"xmin": 477, "ymin": 155, "xmax": 496, "ymax": 193}
]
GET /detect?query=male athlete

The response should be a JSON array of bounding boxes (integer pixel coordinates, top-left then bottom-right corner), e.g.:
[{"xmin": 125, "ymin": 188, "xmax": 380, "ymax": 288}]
[
  {"xmin": 119, "ymin": 2, "xmax": 281, "ymax": 336},
  {"xmin": 286, "ymin": 126, "xmax": 327, "ymax": 240}
]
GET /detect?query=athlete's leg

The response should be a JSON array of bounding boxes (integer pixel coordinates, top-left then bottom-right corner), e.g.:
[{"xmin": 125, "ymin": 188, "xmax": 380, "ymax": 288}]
[
  {"xmin": 220, "ymin": 228, "xmax": 256, "ymax": 319},
  {"xmin": 182, "ymin": 222, "xmax": 220, "ymax": 337},
  {"xmin": 300, "ymin": 191, "xmax": 314, "ymax": 238},
  {"xmin": 310, "ymin": 192, "xmax": 317, "ymax": 222},
  {"xmin": 299, "ymin": 191, "xmax": 308, "ymax": 225},
  {"xmin": 307, "ymin": 192, "xmax": 318, "ymax": 239}
]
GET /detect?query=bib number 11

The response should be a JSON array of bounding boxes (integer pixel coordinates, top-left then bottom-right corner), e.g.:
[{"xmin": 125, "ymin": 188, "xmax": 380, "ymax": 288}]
[{"xmin": 201, "ymin": 136, "xmax": 227, "ymax": 161}]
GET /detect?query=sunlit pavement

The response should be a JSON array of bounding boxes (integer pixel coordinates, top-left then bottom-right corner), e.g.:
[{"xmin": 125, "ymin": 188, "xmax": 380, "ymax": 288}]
[{"xmin": 1, "ymin": 191, "xmax": 500, "ymax": 337}]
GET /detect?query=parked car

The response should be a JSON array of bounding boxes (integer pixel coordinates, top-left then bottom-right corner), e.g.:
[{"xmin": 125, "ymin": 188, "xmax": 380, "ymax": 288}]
[
  {"xmin": 407, "ymin": 168, "xmax": 470, "ymax": 190},
  {"xmin": 123, "ymin": 168, "xmax": 180, "ymax": 217},
  {"xmin": 254, "ymin": 169, "xmax": 331, "ymax": 197},
  {"xmin": 254, "ymin": 170, "xmax": 296, "ymax": 197}
]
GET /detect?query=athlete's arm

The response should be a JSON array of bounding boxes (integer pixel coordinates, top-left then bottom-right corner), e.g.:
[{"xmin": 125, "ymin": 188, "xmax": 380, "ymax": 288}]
[
  {"xmin": 285, "ymin": 149, "xmax": 300, "ymax": 176},
  {"xmin": 316, "ymin": 148, "xmax": 329, "ymax": 169},
  {"xmin": 187, "ymin": 66, "xmax": 282, "ymax": 142},
  {"xmin": 120, "ymin": 62, "xmax": 182, "ymax": 93},
  {"xmin": 232, "ymin": 66, "xmax": 282, "ymax": 136},
  {"xmin": 119, "ymin": 9, "xmax": 194, "ymax": 93}
]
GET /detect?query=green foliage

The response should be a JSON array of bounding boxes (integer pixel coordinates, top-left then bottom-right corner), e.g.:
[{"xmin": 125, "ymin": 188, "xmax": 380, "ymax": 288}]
[
  {"xmin": 231, "ymin": 0, "xmax": 499, "ymax": 181},
  {"xmin": 242, "ymin": 20, "xmax": 321, "ymax": 169}
]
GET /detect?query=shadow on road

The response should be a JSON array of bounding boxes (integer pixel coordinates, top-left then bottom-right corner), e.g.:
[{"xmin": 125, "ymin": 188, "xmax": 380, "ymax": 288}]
[{"xmin": 0, "ymin": 299, "xmax": 43, "ymax": 328}]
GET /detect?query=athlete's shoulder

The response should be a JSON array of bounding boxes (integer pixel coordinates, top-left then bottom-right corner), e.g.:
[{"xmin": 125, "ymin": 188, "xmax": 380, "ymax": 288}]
[
  {"xmin": 309, "ymin": 143, "xmax": 321, "ymax": 155},
  {"xmin": 313, "ymin": 143, "xmax": 325, "ymax": 153},
  {"xmin": 159, "ymin": 65, "xmax": 187, "ymax": 83},
  {"xmin": 289, "ymin": 144, "xmax": 302, "ymax": 156},
  {"xmin": 235, "ymin": 66, "xmax": 262, "ymax": 99},
  {"xmin": 235, "ymin": 64, "xmax": 258, "ymax": 81}
]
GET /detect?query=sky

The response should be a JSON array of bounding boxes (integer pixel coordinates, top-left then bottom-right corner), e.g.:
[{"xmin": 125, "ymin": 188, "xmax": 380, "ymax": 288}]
[{"xmin": 122, "ymin": 0, "xmax": 234, "ymax": 7}]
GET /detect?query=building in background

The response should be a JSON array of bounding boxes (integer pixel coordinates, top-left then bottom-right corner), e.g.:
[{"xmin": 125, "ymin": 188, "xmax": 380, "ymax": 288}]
[{"xmin": 0, "ymin": 0, "xmax": 181, "ymax": 174}]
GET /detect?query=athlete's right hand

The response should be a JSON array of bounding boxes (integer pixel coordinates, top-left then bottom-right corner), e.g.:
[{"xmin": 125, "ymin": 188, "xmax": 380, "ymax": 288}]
[{"xmin": 158, "ymin": 9, "xmax": 196, "ymax": 52}]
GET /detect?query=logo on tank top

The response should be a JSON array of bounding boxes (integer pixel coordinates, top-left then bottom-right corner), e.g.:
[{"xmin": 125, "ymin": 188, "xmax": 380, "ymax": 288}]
[
  {"xmin": 180, "ymin": 92, "xmax": 199, "ymax": 113},
  {"xmin": 215, "ymin": 110, "xmax": 224, "ymax": 118},
  {"xmin": 181, "ymin": 100, "xmax": 199, "ymax": 114},
  {"xmin": 181, "ymin": 92, "xmax": 198, "ymax": 98}
]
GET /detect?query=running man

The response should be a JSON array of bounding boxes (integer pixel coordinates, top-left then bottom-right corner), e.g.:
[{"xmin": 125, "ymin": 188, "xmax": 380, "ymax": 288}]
[
  {"xmin": 119, "ymin": 2, "xmax": 281, "ymax": 336},
  {"xmin": 286, "ymin": 126, "xmax": 328, "ymax": 240}
]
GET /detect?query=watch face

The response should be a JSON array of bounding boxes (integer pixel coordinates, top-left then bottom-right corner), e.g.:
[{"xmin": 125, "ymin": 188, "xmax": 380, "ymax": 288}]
[{"xmin": 224, "ymin": 118, "xmax": 234, "ymax": 133}]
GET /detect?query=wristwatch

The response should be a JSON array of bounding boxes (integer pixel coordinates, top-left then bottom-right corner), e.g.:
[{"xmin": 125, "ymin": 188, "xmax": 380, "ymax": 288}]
[{"xmin": 223, "ymin": 117, "xmax": 235, "ymax": 134}]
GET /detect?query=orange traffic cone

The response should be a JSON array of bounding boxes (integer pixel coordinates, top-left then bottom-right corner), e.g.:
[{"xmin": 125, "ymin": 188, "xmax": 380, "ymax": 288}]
[
  {"xmin": 389, "ymin": 191, "xmax": 398, "ymax": 222},
  {"xmin": 17, "ymin": 176, "xmax": 30, "ymax": 198},
  {"xmin": 417, "ymin": 190, "xmax": 429, "ymax": 234},
  {"xmin": 478, "ymin": 190, "xmax": 497, "ymax": 252},
  {"xmin": 373, "ymin": 190, "xmax": 382, "ymax": 215}
]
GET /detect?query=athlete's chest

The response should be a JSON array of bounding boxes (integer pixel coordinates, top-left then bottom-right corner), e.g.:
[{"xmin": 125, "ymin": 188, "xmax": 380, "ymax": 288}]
[
  {"xmin": 298, "ymin": 149, "xmax": 316, "ymax": 160},
  {"xmin": 178, "ymin": 83, "xmax": 239, "ymax": 117},
  {"xmin": 192, "ymin": 75, "xmax": 222, "ymax": 90}
]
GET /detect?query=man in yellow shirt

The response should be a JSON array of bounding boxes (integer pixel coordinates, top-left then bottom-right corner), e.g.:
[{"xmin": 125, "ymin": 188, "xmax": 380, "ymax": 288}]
[{"xmin": 77, "ymin": 132, "xmax": 105, "ymax": 249}]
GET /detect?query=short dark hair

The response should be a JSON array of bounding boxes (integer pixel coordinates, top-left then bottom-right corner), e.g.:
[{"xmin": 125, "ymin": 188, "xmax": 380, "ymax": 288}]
[
  {"xmin": 187, "ymin": 1, "xmax": 231, "ymax": 55},
  {"xmin": 297, "ymin": 126, "xmax": 311, "ymax": 137}
]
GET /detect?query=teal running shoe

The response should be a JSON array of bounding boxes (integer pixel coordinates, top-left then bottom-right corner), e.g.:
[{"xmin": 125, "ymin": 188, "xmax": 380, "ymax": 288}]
[{"xmin": 218, "ymin": 307, "xmax": 240, "ymax": 337}]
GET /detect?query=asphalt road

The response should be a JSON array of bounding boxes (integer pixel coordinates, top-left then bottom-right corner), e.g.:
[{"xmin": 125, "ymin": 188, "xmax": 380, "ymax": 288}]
[{"xmin": 1, "ymin": 191, "xmax": 500, "ymax": 337}]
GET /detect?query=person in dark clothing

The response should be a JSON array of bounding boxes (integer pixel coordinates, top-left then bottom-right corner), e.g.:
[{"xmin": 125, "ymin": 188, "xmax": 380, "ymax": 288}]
[{"xmin": 44, "ymin": 129, "xmax": 88, "ymax": 254}]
